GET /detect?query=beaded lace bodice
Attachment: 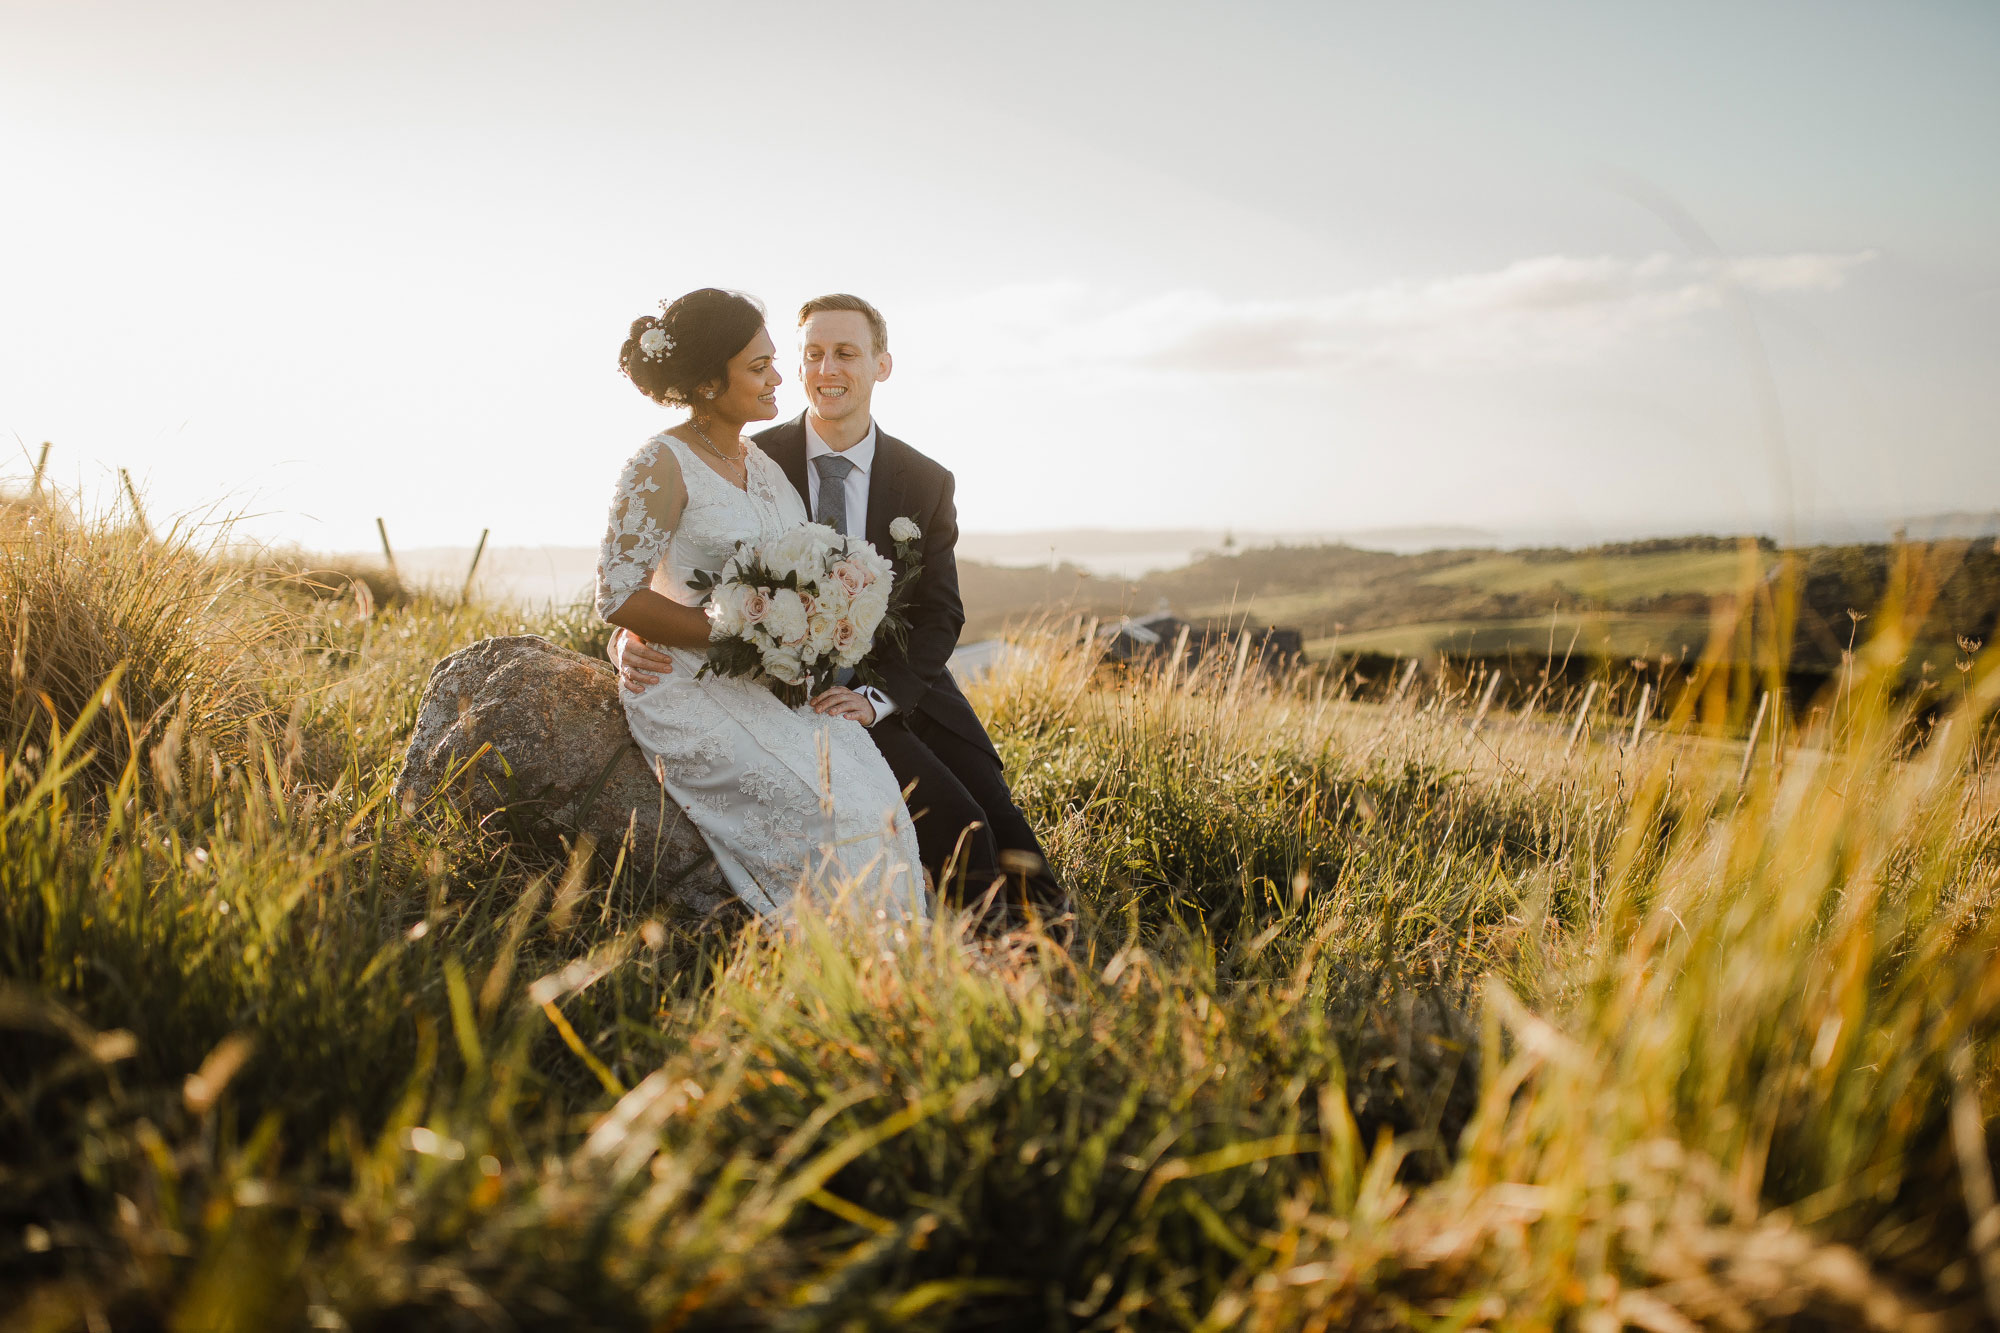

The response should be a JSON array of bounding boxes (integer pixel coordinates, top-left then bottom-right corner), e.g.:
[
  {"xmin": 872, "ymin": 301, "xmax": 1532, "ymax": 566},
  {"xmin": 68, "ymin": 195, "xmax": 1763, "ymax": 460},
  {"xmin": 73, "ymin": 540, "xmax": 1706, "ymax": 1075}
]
[{"xmin": 595, "ymin": 432, "xmax": 804, "ymax": 619}]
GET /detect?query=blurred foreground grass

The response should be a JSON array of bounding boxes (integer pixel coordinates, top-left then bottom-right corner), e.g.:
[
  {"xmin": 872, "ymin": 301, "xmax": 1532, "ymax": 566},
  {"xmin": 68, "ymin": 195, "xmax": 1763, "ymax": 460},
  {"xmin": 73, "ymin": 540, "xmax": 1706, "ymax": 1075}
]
[{"xmin": 3, "ymin": 488, "xmax": 2000, "ymax": 1331}]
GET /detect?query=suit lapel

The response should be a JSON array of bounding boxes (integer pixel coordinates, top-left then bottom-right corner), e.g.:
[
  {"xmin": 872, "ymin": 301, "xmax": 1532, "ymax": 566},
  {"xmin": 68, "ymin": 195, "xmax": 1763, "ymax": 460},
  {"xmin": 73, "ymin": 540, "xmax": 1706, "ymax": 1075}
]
[{"xmin": 865, "ymin": 430, "xmax": 909, "ymax": 558}]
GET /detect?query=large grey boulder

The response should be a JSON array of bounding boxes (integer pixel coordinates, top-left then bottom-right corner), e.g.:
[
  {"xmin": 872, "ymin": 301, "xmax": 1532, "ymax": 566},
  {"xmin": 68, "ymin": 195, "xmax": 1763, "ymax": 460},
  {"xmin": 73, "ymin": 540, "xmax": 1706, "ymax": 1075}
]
[{"xmin": 392, "ymin": 635, "xmax": 730, "ymax": 919}]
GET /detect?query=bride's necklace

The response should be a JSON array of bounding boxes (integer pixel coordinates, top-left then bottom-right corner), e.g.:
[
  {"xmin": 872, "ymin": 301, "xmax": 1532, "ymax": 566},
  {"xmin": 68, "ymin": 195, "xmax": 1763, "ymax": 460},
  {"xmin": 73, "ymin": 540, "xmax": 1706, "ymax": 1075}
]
[
  {"xmin": 686, "ymin": 418, "xmax": 748, "ymax": 484},
  {"xmin": 688, "ymin": 418, "xmax": 752, "ymax": 486}
]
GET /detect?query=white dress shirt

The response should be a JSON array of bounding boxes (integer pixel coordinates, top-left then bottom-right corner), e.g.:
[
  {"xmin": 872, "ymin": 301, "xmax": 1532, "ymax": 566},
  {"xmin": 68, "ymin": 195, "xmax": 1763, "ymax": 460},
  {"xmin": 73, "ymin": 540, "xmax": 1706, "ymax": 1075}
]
[
  {"xmin": 804, "ymin": 417, "xmax": 876, "ymax": 535},
  {"xmin": 804, "ymin": 418, "xmax": 897, "ymax": 724}
]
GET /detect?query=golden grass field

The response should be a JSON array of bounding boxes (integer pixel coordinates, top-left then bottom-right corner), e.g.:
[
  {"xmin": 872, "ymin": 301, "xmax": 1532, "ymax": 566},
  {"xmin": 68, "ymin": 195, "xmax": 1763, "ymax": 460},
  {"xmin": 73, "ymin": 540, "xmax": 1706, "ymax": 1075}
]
[{"xmin": 4, "ymin": 489, "xmax": 2000, "ymax": 1330}]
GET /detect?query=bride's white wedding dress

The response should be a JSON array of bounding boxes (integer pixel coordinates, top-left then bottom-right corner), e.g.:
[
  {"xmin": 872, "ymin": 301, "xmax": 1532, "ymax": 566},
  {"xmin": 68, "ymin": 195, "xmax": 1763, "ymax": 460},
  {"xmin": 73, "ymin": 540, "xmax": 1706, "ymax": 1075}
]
[{"xmin": 595, "ymin": 431, "xmax": 926, "ymax": 922}]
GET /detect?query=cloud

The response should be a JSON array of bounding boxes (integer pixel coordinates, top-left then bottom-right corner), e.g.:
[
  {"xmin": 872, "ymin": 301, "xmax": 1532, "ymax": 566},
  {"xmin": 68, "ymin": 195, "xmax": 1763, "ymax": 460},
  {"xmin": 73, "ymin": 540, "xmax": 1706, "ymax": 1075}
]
[{"xmin": 930, "ymin": 251, "xmax": 1876, "ymax": 376}]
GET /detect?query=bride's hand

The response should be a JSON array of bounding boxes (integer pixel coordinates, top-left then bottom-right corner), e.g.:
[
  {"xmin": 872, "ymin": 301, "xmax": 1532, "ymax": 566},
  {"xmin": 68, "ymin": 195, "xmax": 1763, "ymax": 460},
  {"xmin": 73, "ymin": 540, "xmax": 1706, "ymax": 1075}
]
[
  {"xmin": 810, "ymin": 686, "xmax": 876, "ymax": 726},
  {"xmin": 613, "ymin": 629, "xmax": 677, "ymax": 693}
]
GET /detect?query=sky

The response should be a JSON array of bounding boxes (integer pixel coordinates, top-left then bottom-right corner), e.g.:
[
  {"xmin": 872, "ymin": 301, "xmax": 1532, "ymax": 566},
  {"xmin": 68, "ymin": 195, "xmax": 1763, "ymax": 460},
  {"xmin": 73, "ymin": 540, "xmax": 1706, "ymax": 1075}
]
[{"xmin": 2, "ymin": 0, "xmax": 1996, "ymax": 554}]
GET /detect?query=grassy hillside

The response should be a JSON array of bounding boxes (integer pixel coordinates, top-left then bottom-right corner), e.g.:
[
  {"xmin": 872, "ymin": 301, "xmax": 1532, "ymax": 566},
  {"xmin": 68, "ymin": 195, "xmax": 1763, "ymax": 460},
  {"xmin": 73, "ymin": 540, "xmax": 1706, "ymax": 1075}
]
[
  {"xmin": 5, "ymin": 491, "xmax": 2000, "ymax": 1329},
  {"xmin": 961, "ymin": 536, "xmax": 2000, "ymax": 685}
]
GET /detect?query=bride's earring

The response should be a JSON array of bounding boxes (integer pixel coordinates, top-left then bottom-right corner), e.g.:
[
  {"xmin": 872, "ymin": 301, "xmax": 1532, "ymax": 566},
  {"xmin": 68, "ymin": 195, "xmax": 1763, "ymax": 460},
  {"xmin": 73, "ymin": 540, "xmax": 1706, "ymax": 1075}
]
[{"xmin": 704, "ymin": 390, "xmax": 716, "ymax": 399}]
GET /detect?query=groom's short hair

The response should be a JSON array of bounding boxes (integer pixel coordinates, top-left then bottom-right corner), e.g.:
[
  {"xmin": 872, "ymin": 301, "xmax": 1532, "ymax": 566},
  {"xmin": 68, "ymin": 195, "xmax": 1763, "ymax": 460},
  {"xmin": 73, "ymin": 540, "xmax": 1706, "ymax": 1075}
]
[{"xmin": 798, "ymin": 293, "xmax": 888, "ymax": 357}]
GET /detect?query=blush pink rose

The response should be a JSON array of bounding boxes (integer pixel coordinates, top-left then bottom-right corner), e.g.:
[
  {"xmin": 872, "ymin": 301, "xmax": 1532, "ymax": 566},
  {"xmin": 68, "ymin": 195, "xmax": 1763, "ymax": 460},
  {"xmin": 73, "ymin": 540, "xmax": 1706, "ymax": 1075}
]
[
  {"xmin": 741, "ymin": 589, "xmax": 771, "ymax": 624},
  {"xmin": 829, "ymin": 560, "xmax": 871, "ymax": 596},
  {"xmin": 832, "ymin": 619, "xmax": 859, "ymax": 652}
]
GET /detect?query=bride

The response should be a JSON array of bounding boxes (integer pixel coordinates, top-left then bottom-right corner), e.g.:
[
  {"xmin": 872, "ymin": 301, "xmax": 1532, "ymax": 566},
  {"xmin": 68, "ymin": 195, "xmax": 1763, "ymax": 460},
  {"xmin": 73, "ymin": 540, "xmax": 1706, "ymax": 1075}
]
[{"xmin": 595, "ymin": 288, "xmax": 925, "ymax": 922}]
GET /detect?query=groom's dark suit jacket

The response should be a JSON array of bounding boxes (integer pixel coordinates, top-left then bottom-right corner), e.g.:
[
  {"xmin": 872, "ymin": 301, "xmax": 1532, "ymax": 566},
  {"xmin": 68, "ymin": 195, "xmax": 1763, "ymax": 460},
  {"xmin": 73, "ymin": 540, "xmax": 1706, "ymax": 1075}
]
[{"xmin": 752, "ymin": 414, "xmax": 997, "ymax": 761}]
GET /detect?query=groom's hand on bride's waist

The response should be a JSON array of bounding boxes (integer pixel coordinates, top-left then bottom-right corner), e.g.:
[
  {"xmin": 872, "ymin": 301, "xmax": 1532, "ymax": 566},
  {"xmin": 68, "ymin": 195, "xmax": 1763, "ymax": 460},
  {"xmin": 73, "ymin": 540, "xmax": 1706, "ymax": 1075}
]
[{"xmin": 610, "ymin": 627, "xmax": 676, "ymax": 693}]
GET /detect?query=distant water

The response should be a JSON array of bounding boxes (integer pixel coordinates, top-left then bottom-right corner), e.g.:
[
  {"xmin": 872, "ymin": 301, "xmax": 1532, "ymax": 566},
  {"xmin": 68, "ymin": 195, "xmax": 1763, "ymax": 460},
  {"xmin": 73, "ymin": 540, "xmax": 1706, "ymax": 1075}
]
[
  {"xmin": 956, "ymin": 526, "xmax": 1502, "ymax": 578},
  {"xmin": 334, "ymin": 546, "xmax": 601, "ymax": 607}
]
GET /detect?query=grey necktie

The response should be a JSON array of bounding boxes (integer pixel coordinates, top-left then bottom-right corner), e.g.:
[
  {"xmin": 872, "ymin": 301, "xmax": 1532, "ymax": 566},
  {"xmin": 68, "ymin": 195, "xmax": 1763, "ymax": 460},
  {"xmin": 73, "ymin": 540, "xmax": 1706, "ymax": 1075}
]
[{"xmin": 813, "ymin": 454, "xmax": 856, "ymax": 535}]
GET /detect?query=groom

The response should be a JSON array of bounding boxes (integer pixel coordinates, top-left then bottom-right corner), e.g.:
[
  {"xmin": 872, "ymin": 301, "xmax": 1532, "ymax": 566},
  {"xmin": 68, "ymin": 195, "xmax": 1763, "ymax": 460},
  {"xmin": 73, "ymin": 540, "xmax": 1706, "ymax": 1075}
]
[{"xmin": 614, "ymin": 293, "xmax": 1062, "ymax": 921}]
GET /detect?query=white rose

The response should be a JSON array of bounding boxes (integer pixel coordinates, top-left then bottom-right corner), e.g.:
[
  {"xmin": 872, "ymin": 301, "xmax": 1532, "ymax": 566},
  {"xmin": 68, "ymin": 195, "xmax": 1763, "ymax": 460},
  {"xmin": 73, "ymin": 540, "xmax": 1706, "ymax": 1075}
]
[
  {"xmin": 763, "ymin": 588, "xmax": 809, "ymax": 645},
  {"xmin": 804, "ymin": 606, "xmax": 839, "ymax": 657},
  {"xmin": 760, "ymin": 642, "xmax": 805, "ymax": 685},
  {"xmin": 849, "ymin": 582, "xmax": 890, "ymax": 636},
  {"xmin": 768, "ymin": 524, "xmax": 835, "ymax": 575},
  {"xmin": 889, "ymin": 516, "xmax": 920, "ymax": 543},
  {"xmin": 812, "ymin": 578, "xmax": 852, "ymax": 616},
  {"xmin": 707, "ymin": 583, "xmax": 746, "ymax": 637}
]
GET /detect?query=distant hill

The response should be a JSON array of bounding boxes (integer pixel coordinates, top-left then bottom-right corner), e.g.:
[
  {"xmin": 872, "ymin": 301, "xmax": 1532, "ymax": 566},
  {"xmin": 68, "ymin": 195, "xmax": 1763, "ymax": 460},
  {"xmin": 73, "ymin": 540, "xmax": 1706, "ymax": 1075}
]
[
  {"xmin": 959, "ymin": 515, "xmax": 2000, "ymax": 577},
  {"xmin": 959, "ymin": 534, "xmax": 2000, "ymax": 681},
  {"xmin": 1897, "ymin": 512, "xmax": 2000, "ymax": 540}
]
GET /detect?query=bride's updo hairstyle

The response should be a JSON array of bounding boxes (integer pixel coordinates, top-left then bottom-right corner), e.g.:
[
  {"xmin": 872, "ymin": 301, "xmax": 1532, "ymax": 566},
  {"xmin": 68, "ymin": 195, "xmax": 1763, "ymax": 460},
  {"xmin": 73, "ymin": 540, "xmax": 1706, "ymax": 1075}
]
[{"xmin": 618, "ymin": 288, "xmax": 766, "ymax": 407}]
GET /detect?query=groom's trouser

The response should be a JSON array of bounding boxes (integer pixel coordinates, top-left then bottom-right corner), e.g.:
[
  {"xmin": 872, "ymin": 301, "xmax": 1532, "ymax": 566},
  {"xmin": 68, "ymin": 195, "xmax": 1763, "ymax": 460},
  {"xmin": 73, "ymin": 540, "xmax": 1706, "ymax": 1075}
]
[{"xmin": 867, "ymin": 711, "xmax": 1060, "ymax": 912}]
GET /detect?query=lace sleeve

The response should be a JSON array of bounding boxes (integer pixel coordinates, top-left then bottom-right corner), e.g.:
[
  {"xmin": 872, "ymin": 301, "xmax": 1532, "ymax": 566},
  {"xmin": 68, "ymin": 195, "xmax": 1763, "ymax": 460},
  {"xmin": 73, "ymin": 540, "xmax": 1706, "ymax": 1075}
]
[{"xmin": 595, "ymin": 436, "xmax": 689, "ymax": 620}]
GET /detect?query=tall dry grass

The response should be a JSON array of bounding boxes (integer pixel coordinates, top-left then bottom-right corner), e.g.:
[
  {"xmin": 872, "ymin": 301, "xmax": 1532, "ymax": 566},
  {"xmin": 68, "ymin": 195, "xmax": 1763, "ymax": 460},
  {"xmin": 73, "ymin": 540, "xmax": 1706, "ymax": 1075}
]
[{"xmin": 0, "ymin": 492, "xmax": 278, "ymax": 785}]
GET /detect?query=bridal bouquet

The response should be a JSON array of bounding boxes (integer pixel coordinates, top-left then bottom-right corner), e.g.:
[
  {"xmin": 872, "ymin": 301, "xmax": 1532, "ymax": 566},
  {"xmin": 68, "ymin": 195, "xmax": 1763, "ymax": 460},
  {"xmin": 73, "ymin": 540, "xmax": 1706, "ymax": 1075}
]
[{"xmin": 689, "ymin": 519, "xmax": 923, "ymax": 704}]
